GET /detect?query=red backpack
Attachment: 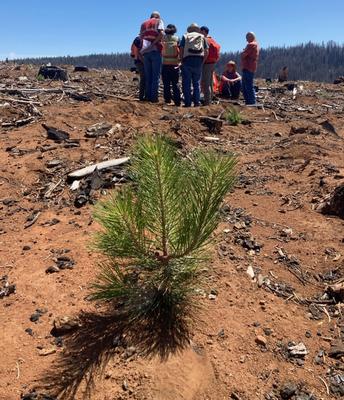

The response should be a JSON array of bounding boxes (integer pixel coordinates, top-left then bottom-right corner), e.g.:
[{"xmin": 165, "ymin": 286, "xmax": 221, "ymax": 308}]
[
  {"xmin": 206, "ymin": 37, "xmax": 221, "ymax": 64},
  {"xmin": 140, "ymin": 18, "xmax": 160, "ymax": 41}
]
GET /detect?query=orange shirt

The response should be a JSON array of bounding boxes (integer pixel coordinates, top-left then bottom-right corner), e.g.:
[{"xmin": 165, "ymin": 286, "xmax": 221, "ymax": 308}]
[{"xmin": 241, "ymin": 41, "xmax": 259, "ymax": 73}]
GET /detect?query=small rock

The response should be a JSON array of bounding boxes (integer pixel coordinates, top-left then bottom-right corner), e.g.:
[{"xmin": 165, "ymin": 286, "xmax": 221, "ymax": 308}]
[
  {"xmin": 46, "ymin": 265, "xmax": 60, "ymax": 274},
  {"xmin": 25, "ymin": 328, "xmax": 34, "ymax": 336},
  {"xmin": 51, "ymin": 316, "xmax": 81, "ymax": 336},
  {"xmin": 288, "ymin": 342, "xmax": 308, "ymax": 357},
  {"xmin": 217, "ymin": 328, "xmax": 225, "ymax": 338},
  {"xmin": 328, "ymin": 342, "xmax": 344, "ymax": 359},
  {"xmin": 314, "ymin": 350, "xmax": 324, "ymax": 365},
  {"xmin": 295, "ymin": 358, "xmax": 305, "ymax": 366},
  {"xmin": 43, "ymin": 218, "xmax": 60, "ymax": 226},
  {"xmin": 30, "ymin": 310, "xmax": 44, "ymax": 323},
  {"xmin": 263, "ymin": 328, "xmax": 273, "ymax": 336},
  {"xmin": 246, "ymin": 265, "xmax": 255, "ymax": 279},
  {"xmin": 208, "ymin": 293, "xmax": 217, "ymax": 300},
  {"xmin": 257, "ymin": 274, "xmax": 265, "ymax": 287},
  {"xmin": 23, "ymin": 245, "xmax": 31, "ymax": 251},
  {"xmin": 255, "ymin": 335, "xmax": 267, "ymax": 347},
  {"xmin": 122, "ymin": 380, "xmax": 129, "ymax": 391},
  {"xmin": 38, "ymin": 347, "xmax": 56, "ymax": 356},
  {"xmin": 305, "ymin": 331, "xmax": 312, "ymax": 338},
  {"xmin": 85, "ymin": 122, "xmax": 112, "ymax": 138},
  {"xmin": 46, "ymin": 159, "xmax": 62, "ymax": 168},
  {"xmin": 280, "ymin": 382, "xmax": 297, "ymax": 399}
]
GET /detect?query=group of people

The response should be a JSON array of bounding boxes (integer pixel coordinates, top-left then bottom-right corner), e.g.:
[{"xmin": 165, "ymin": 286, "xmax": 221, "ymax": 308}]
[{"xmin": 131, "ymin": 11, "xmax": 260, "ymax": 107}]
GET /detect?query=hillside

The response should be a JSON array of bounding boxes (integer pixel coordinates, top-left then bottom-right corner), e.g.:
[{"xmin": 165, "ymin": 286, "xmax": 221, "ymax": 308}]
[
  {"xmin": 13, "ymin": 41, "xmax": 344, "ymax": 83},
  {"xmin": 1, "ymin": 63, "xmax": 344, "ymax": 400}
]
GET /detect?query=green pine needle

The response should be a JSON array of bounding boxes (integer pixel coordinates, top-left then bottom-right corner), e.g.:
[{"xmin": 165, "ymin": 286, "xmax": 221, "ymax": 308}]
[{"xmin": 91, "ymin": 135, "xmax": 237, "ymax": 339}]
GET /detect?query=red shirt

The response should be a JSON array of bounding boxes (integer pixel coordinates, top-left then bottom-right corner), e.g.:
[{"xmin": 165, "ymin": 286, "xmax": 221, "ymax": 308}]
[{"xmin": 241, "ymin": 41, "xmax": 259, "ymax": 73}]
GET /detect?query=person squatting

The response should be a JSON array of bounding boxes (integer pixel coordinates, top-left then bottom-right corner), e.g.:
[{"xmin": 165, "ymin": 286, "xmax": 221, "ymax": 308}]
[{"xmin": 131, "ymin": 11, "xmax": 260, "ymax": 107}]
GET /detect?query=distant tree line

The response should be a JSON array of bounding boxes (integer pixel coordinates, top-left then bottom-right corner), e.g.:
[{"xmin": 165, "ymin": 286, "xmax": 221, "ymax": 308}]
[{"xmin": 15, "ymin": 41, "xmax": 344, "ymax": 83}]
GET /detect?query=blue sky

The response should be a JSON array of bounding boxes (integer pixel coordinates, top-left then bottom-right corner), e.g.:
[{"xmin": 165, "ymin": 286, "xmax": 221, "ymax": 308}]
[{"xmin": 1, "ymin": 0, "xmax": 343, "ymax": 60}]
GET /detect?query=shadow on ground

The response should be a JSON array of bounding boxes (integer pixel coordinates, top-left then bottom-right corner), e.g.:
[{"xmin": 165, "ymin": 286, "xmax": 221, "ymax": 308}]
[{"xmin": 35, "ymin": 306, "xmax": 193, "ymax": 400}]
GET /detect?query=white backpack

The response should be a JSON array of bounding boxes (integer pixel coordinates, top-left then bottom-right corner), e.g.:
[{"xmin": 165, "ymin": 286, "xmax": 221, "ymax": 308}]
[{"xmin": 183, "ymin": 32, "xmax": 204, "ymax": 58}]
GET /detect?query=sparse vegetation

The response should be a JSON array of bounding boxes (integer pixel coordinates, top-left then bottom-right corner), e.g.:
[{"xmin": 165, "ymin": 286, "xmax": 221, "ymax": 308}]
[
  {"xmin": 225, "ymin": 108, "xmax": 242, "ymax": 126},
  {"xmin": 14, "ymin": 41, "xmax": 344, "ymax": 82},
  {"xmin": 91, "ymin": 136, "xmax": 236, "ymax": 333}
]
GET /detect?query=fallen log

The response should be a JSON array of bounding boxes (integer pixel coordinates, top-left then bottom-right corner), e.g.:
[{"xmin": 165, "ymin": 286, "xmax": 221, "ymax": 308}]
[
  {"xmin": 68, "ymin": 157, "xmax": 130, "ymax": 180},
  {"xmin": 0, "ymin": 96, "xmax": 41, "ymax": 105},
  {"xmin": 2, "ymin": 116, "xmax": 36, "ymax": 128}
]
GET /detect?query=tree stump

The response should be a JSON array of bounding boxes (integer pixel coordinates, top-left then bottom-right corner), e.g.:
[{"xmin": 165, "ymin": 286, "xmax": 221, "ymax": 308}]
[
  {"xmin": 320, "ymin": 184, "xmax": 344, "ymax": 219},
  {"xmin": 200, "ymin": 116, "xmax": 223, "ymax": 134},
  {"xmin": 38, "ymin": 65, "xmax": 68, "ymax": 81}
]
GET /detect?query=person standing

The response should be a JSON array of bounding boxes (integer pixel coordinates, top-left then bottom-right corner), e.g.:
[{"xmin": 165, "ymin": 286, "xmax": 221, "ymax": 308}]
[
  {"xmin": 241, "ymin": 32, "xmax": 259, "ymax": 105},
  {"xmin": 180, "ymin": 23, "xmax": 208, "ymax": 107},
  {"xmin": 161, "ymin": 24, "xmax": 181, "ymax": 106},
  {"xmin": 200, "ymin": 26, "xmax": 221, "ymax": 105},
  {"xmin": 130, "ymin": 36, "xmax": 146, "ymax": 101},
  {"xmin": 140, "ymin": 11, "xmax": 164, "ymax": 103}
]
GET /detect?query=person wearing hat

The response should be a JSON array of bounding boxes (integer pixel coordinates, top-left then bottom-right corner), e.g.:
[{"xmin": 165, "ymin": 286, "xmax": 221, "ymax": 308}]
[
  {"xmin": 161, "ymin": 24, "xmax": 181, "ymax": 106},
  {"xmin": 200, "ymin": 26, "xmax": 221, "ymax": 105},
  {"xmin": 220, "ymin": 61, "xmax": 242, "ymax": 99},
  {"xmin": 179, "ymin": 23, "xmax": 209, "ymax": 107},
  {"xmin": 241, "ymin": 32, "xmax": 259, "ymax": 105},
  {"xmin": 140, "ymin": 12, "xmax": 165, "ymax": 102}
]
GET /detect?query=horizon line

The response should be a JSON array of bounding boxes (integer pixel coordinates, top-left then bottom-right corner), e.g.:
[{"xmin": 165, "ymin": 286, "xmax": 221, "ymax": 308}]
[{"xmin": 1, "ymin": 40, "xmax": 343, "ymax": 62}]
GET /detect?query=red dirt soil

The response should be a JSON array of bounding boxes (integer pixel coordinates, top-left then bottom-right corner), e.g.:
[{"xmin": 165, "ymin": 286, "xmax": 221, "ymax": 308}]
[{"xmin": 1, "ymin": 65, "xmax": 344, "ymax": 400}]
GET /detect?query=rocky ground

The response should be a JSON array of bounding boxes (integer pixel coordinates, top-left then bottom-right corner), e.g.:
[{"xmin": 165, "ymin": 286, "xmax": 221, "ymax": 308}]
[{"xmin": 1, "ymin": 63, "xmax": 344, "ymax": 400}]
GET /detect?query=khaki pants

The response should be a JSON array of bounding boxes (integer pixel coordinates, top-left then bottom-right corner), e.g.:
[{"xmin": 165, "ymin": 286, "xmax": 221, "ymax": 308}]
[{"xmin": 201, "ymin": 63, "xmax": 215, "ymax": 105}]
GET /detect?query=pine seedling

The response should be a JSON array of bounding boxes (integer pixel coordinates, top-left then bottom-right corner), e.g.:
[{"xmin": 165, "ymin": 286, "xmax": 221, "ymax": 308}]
[
  {"xmin": 90, "ymin": 136, "xmax": 237, "ymax": 342},
  {"xmin": 225, "ymin": 108, "xmax": 242, "ymax": 126}
]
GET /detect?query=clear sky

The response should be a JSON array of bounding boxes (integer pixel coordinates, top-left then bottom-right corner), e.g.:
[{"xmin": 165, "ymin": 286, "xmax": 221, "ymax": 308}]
[{"xmin": 1, "ymin": 0, "xmax": 343, "ymax": 60}]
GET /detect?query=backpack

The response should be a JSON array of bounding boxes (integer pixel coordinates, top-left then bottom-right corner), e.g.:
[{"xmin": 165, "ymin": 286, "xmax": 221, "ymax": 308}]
[
  {"xmin": 162, "ymin": 35, "xmax": 179, "ymax": 64},
  {"xmin": 183, "ymin": 32, "xmax": 204, "ymax": 58},
  {"xmin": 206, "ymin": 37, "xmax": 221, "ymax": 63},
  {"xmin": 140, "ymin": 18, "xmax": 160, "ymax": 41},
  {"xmin": 130, "ymin": 37, "xmax": 142, "ymax": 60}
]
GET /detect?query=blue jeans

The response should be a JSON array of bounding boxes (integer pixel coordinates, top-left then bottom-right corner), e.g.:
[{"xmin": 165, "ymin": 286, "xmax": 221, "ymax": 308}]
[
  {"xmin": 162, "ymin": 65, "xmax": 181, "ymax": 106},
  {"xmin": 181, "ymin": 57, "xmax": 203, "ymax": 107},
  {"xmin": 242, "ymin": 69, "xmax": 256, "ymax": 105},
  {"xmin": 222, "ymin": 81, "xmax": 242, "ymax": 100},
  {"xmin": 143, "ymin": 51, "xmax": 162, "ymax": 102}
]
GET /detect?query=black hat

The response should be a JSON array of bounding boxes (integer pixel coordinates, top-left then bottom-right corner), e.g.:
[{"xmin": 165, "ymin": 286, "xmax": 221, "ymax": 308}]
[
  {"xmin": 200, "ymin": 26, "xmax": 209, "ymax": 34},
  {"xmin": 165, "ymin": 24, "xmax": 177, "ymax": 35}
]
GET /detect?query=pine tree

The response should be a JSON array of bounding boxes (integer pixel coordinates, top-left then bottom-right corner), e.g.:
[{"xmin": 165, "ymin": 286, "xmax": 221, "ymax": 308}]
[{"xmin": 90, "ymin": 136, "xmax": 237, "ymax": 352}]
